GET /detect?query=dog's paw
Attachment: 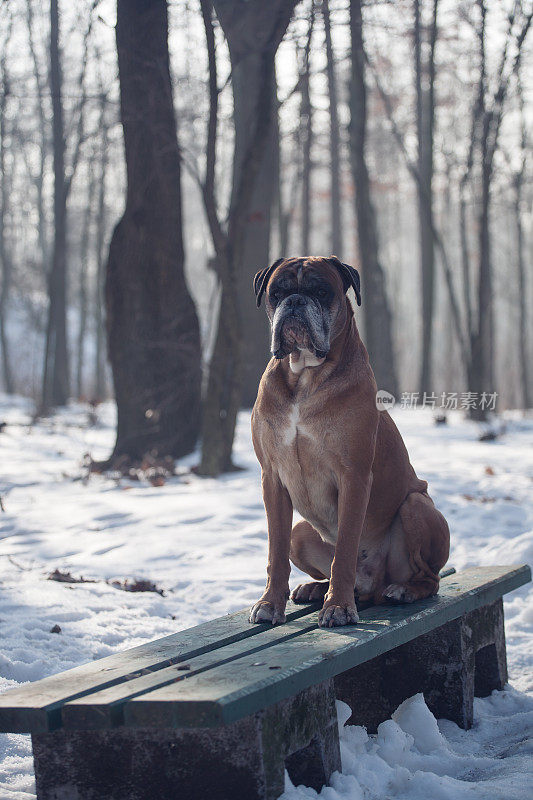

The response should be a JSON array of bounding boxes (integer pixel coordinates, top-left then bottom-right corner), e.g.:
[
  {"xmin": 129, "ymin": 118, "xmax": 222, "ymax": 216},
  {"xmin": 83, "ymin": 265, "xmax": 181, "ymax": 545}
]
[
  {"xmin": 291, "ymin": 581, "xmax": 329, "ymax": 603},
  {"xmin": 249, "ymin": 600, "xmax": 286, "ymax": 625},
  {"xmin": 318, "ymin": 599, "xmax": 359, "ymax": 628},
  {"xmin": 382, "ymin": 583, "xmax": 416, "ymax": 604}
]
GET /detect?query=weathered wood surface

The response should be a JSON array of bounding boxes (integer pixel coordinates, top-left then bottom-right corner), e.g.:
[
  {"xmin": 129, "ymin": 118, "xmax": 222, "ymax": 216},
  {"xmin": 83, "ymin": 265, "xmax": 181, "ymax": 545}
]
[
  {"xmin": 0, "ymin": 564, "xmax": 529, "ymax": 734},
  {"xmin": 0, "ymin": 602, "xmax": 317, "ymax": 734},
  {"xmin": 120, "ymin": 565, "xmax": 529, "ymax": 728}
]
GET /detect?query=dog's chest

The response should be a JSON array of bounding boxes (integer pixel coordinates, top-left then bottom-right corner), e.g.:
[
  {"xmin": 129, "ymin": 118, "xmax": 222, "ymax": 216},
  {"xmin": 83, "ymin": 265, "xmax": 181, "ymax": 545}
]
[{"xmin": 275, "ymin": 400, "xmax": 338, "ymax": 542}]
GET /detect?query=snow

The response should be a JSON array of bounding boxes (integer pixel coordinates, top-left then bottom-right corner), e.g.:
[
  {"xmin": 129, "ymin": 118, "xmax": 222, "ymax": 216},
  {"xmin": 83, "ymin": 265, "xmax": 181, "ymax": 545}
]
[{"xmin": 0, "ymin": 394, "xmax": 532, "ymax": 799}]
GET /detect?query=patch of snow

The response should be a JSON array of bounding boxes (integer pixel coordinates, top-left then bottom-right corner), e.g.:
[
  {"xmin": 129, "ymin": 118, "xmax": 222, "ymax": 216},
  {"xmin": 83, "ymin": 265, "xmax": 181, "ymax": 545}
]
[{"xmin": 0, "ymin": 397, "xmax": 532, "ymax": 798}]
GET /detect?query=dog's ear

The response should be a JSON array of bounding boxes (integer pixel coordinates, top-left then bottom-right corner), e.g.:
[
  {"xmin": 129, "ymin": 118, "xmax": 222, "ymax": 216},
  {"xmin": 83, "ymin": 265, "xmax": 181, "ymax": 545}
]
[
  {"xmin": 328, "ymin": 255, "xmax": 361, "ymax": 306},
  {"xmin": 253, "ymin": 258, "xmax": 285, "ymax": 307}
]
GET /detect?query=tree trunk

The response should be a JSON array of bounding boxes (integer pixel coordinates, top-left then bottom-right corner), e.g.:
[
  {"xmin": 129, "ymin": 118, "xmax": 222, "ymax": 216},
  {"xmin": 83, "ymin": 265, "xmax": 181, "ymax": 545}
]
[
  {"xmin": 514, "ymin": 170, "xmax": 530, "ymax": 409},
  {"xmin": 231, "ymin": 59, "xmax": 278, "ymax": 407},
  {"xmin": 414, "ymin": 0, "xmax": 438, "ymax": 394},
  {"xmin": 42, "ymin": 0, "xmax": 69, "ymax": 409},
  {"xmin": 106, "ymin": 0, "xmax": 202, "ymax": 462},
  {"xmin": 218, "ymin": 0, "xmax": 285, "ymax": 408},
  {"xmin": 323, "ymin": 0, "xmax": 342, "ymax": 256},
  {"xmin": 27, "ymin": 0, "xmax": 50, "ymax": 278},
  {"xmin": 348, "ymin": 0, "xmax": 398, "ymax": 396},
  {"xmin": 0, "ymin": 34, "xmax": 14, "ymax": 394},
  {"xmin": 94, "ymin": 92, "xmax": 109, "ymax": 401},
  {"xmin": 76, "ymin": 154, "xmax": 95, "ymax": 399},
  {"xmin": 514, "ymin": 75, "xmax": 530, "ymax": 411},
  {"xmin": 199, "ymin": 0, "xmax": 298, "ymax": 475},
  {"xmin": 300, "ymin": 8, "xmax": 314, "ymax": 256}
]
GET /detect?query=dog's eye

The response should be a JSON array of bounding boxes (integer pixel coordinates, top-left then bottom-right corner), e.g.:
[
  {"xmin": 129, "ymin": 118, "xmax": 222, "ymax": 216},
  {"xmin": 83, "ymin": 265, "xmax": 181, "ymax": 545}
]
[
  {"xmin": 317, "ymin": 288, "xmax": 328, "ymax": 299},
  {"xmin": 270, "ymin": 290, "xmax": 281, "ymax": 303}
]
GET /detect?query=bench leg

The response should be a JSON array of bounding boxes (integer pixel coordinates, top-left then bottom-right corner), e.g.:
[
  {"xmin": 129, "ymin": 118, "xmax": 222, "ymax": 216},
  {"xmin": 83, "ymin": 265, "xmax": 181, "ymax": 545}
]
[
  {"xmin": 261, "ymin": 678, "xmax": 341, "ymax": 798},
  {"xmin": 31, "ymin": 680, "xmax": 341, "ymax": 800},
  {"xmin": 334, "ymin": 598, "xmax": 507, "ymax": 732}
]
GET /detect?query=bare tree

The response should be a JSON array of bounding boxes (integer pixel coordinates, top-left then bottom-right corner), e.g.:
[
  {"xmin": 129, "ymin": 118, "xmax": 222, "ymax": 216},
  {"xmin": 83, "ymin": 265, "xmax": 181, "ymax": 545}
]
[
  {"xmin": 414, "ymin": 0, "xmax": 439, "ymax": 394},
  {"xmin": 197, "ymin": 0, "xmax": 299, "ymax": 476},
  {"xmin": 26, "ymin": 0, "xmax": 50, "ymax": 278},
  {"xmin": 216, "ymin": 0, "xmax": 286, "ymax": 407},
  {"xmin": 349, "ymin": 0, "xmax": 398, "ymax": 396},
  {"xmin": 94, "ymin": 89, "xmax": 110, "ymax": 402},
  {"xmin": 104, "ymin": 0, "xmax": 202, "ymax": 463},
  {"xmin": 42, "ymin": 0, "xmax": 98, "ymax": 409},
  {"xmin": 513, "ymin": 76, "xmax": 531, "ymax": 409},
  {"xmin": 323, "ymin": 0, "xmax": 343, "ymax": 256},
  {"xmin": 365, "ymin": 2, "xmax": 531, "ymax": 417},
  {"xmin": 42, "ymin": 0, "xmax": 69, "ymax": 409},
  {"xmin": 300, "ymin": 4, "xmax": 315, "ymax": 255},
  {"xmin": 0, "ymin": 14, "xmax": 14, "ymax": 394},
  {"xmin": 76, "ymin": 152, "xmax": 96, "ymax": 399},
  {"xmin": 466, "ymin": 0, "xmax": 531, "ymax": 419}
]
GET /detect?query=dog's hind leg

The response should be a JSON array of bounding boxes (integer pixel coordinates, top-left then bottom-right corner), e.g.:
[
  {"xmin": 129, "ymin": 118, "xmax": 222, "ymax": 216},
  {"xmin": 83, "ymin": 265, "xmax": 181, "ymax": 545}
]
[
  {"xmin": 289, "ymin": 521, "xmax": 334, "ymax": 603},
  {"xmin": 382, "ymin": 491, "xmax": 450, "ymax": 603}
]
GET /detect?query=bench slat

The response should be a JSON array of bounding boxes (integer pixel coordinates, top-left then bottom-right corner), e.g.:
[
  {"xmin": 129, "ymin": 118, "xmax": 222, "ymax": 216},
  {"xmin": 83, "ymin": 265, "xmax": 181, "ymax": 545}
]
[
  {"xmin": 0, "ymin": 602, "xmax": 318, "ymax": 734},
  {"xmin": 61, "ymin": 617, "xmax": 318, "ymax": 729},
  {"xmin": 65, "ymin": 564, "xmax": 530, "ymax": 730}
]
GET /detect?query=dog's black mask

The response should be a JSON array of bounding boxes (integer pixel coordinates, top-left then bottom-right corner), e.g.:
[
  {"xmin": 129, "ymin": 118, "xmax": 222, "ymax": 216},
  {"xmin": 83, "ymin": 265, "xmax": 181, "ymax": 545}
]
[{"xmin": 253, "ymin": 256, "xmax": 361, "ymax": 359}]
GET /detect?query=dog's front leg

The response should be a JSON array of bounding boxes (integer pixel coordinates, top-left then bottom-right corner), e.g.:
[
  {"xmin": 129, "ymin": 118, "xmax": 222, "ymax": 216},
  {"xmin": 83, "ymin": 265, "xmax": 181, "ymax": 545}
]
[
  {"xmin": 319, "ymin": 468, "xmax": 373, "ymax": 627},
  {"xmin": 249, "ymin": 469, "xmax": 293, "ymax": 625}
]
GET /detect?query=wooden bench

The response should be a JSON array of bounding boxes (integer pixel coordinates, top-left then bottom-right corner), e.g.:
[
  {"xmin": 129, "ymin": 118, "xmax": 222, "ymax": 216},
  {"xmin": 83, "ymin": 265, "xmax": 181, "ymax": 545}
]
[{"xmin": 0, "ymin": 564, "xmax": 530, "ymax": 800}]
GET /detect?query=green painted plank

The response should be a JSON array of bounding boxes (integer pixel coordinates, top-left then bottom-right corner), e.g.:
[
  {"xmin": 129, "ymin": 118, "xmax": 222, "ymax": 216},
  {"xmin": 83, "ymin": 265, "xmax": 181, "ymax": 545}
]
[
  {"xmin": 62, "ymin": 617, "xmax": 318, "ymax": 730},
  {"xmin": 122, "ymin": 564, "xmax": 530, "ymax": 729},
  {"xmin": 0, "ymin": 601, "xmax": 318, "ymax": 734}
]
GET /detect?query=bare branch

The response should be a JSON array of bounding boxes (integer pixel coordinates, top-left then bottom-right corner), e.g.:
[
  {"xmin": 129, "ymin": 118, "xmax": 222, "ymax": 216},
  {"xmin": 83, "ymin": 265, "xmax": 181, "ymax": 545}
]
[{"xmin": 365, "ymin": 49, "xmax": 470, "ymax": 366}]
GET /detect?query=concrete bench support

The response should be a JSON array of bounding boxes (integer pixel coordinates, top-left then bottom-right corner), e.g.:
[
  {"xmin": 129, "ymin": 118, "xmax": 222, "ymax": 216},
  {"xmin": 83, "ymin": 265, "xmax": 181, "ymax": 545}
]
[
  {"xmin": 31, "ymin": 680, "xmax": 341, "ymax": 800},
  {"xmin": 334, "ymin": 598, "xmax": 507, "ymax": 731}
]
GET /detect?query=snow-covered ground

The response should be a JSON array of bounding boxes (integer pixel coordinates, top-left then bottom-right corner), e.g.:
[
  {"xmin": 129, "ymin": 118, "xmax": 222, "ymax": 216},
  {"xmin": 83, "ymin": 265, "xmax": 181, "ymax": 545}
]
[{"xmin": 0, "ymin": 395, "xmax": 532, "ymax": 799}]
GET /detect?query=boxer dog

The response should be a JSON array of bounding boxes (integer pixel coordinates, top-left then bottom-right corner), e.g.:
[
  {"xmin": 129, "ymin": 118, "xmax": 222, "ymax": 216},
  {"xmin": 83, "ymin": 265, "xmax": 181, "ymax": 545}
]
[{"xmin": 249, "ymin": 256, "xmax": 450, "ymax": 628}]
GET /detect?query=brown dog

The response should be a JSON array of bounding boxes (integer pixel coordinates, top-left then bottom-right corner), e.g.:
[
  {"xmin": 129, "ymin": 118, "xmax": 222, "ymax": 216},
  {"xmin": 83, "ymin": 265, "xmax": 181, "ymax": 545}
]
[{"xmin": 249, "ymin": 256, "xmax": 450, "ymax": 628}]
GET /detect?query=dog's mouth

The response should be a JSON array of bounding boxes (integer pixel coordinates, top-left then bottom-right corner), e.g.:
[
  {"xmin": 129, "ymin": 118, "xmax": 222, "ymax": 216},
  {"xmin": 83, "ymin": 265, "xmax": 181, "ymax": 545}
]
[
  {"xmin": 281, "ymin": 318, "xmax": 311, "ymax": 349},
  {"xmin": 272, "ymin": 316, "xmax": 328, "ymax": 360}
]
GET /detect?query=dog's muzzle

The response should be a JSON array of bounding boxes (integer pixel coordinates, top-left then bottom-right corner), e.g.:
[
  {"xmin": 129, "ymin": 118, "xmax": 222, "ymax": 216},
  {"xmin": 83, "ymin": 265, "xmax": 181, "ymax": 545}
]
[{"xmin": 271, "ymin": 295, "xmax": 330, "ymax": 359}]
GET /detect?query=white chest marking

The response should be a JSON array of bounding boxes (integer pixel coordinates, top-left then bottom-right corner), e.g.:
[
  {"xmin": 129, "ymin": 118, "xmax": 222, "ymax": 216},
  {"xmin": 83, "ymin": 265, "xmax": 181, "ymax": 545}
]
[{"xmin": 283, "ymin": 403, "xmax": 300, "ymax": 446}]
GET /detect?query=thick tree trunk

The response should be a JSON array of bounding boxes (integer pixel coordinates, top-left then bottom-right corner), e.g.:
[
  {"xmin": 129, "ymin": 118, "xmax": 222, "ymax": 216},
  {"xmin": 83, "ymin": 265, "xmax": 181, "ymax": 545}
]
[
  {"xmin": 106, "ymin": 0, "xmax": 202, "ymax": 462},
  {"xmin": 349, "ymin": 0, "xmax": 398, "ymax": 396},
  {"xmin": 323, "ymin": 0, "xmax": 342, "ymax": 257},
  {"xmin": 414, "ymin": 0, "xmax": 438, "ymax": 394},
  {"xmin": 231, "ymin": 58, "xmax": 278, "ymax": 407},
  {"xmin": 42, "ymin": 0, "xmax": 69, "ymax": 409},
  {"xmin": 217, "ymin": 0, "xmax": 289, "ymax": 408},
  {"xmin": 199, "ymin": 0, "xmax": 297, "ymax": 475}
]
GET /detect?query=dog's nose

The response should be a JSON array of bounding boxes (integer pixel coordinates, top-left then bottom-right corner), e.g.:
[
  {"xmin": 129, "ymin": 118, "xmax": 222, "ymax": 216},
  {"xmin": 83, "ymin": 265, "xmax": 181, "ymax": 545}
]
[{"xmin": 286, "ymin": 294, "xmax": 306, "ymax": 308}]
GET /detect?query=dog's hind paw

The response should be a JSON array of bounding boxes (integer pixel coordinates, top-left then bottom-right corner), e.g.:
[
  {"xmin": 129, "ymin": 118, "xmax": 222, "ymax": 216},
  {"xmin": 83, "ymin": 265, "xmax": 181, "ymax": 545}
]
[
  {"xmin": 249, "ymin": 600, "xmax": 286, "ymax": 625},
  {"xmin": 382, "ymin": 583, "xmax": 416, "ymax": 603},
  {"xmin": 291, "ymin": 581, "xmax": 329, "ymax": 603}
]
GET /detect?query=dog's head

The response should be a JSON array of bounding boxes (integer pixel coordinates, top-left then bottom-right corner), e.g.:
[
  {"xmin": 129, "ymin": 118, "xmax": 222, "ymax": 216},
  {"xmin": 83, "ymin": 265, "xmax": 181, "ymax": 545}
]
[{"xmin": 253, "ymin": 256, "xmax": 361, "ymax": 360}]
